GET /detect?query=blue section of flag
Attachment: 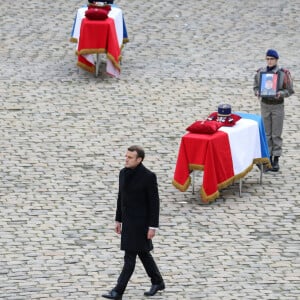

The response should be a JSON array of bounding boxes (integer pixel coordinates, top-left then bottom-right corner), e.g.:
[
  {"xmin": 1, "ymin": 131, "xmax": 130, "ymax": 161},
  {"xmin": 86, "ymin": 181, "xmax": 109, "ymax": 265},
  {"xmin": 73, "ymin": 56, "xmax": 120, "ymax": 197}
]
[{"xmin": 235, "ymin": 112, "xmax": 270, "ymax": 159}]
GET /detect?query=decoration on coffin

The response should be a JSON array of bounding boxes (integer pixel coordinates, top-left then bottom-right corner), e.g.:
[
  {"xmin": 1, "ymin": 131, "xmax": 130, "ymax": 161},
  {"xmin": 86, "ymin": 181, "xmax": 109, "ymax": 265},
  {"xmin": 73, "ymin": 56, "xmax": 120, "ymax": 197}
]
[
  {"xmin": 207, "ymin": 104, "xmax": 241, "ymax": 127},
  {"xmin": 88, "ymin": 0, "xmax": 114, "ymax": 3},
  {"xmin": 85, "ymin": 5, "xmax": 110, "ymax": 20},
  {"xmin": 186, "ymin": 104, "xmax": 242, "ymax": 134},
  {"xmin": 186, "ymin": 120, "xmax": 222, "ymax": 134},
  {"xmin": 87, "ymin": 3, "xmax": 111, "ymax": 11}
]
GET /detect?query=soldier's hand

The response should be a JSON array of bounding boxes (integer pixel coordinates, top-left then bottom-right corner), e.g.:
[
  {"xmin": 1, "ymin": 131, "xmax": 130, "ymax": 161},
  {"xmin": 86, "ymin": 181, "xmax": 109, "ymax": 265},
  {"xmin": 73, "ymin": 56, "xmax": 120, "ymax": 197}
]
[{"xmin": 276, "ymin": 91, "xmax": 284, "ymax": 98}]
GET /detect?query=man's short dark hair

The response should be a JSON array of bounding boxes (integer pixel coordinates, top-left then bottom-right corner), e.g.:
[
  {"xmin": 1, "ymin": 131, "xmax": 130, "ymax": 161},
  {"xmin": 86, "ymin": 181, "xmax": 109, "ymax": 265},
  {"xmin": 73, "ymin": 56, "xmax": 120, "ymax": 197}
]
[{"xmin": 128, "ymin": 145, "xmax": 145, "ymax": 161}]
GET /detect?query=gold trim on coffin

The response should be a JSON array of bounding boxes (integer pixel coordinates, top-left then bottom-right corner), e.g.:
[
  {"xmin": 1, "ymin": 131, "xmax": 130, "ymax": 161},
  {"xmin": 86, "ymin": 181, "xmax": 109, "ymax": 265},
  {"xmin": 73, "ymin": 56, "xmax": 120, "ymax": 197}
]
[
  {"xmin": 172, "ymin": 158, "xmax": 271, "ymax": 203},
  {"xmin": 76, "ymin": 48, "xmax": 121, "ymax": 72}
]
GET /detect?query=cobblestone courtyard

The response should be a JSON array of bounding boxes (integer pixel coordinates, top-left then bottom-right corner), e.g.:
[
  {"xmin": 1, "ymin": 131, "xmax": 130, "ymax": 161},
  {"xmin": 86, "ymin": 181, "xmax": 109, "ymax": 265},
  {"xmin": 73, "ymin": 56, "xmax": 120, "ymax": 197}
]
[{"xmin": 0, "ymin": 0, "xmax": 299, "ymax": 299}]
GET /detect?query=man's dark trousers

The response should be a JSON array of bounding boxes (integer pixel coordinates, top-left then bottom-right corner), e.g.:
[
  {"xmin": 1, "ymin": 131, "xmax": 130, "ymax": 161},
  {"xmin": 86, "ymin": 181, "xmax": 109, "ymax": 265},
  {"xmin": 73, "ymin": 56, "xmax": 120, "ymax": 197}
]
[{"xmin": 114, "ymin": 251, "xmax": 163, "ymax": 294}]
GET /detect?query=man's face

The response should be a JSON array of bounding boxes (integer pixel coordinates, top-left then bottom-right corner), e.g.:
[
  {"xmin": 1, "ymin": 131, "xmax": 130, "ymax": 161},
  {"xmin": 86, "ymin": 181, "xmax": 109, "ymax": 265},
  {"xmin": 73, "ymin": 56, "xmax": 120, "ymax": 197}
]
[
  {"xmin": 265, "ymin": 79, "xmax": 273, "ymax": 89},
  {"xmin": 125, "ymin": 150, "xmax": 142, "ymax": 169},
  {"xmin": 266, "ymin": 56, "xmax": 278, "ymax": 68}
]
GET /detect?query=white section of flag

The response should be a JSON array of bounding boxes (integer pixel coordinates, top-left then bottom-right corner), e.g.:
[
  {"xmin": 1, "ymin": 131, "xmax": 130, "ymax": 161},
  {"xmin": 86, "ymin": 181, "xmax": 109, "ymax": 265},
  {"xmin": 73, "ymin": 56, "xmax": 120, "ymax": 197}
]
[{"xmin": 219, "ymin": 118, "xmax": 261, "ymax": 175}]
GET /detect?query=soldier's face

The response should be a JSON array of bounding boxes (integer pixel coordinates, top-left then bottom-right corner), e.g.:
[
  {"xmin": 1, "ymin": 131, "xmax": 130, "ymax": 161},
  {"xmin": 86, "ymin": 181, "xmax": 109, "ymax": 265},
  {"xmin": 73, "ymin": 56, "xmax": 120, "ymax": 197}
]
[
  {"xmin": 125, "ymin": 151, "xmax": 142, "ymax": 169},
  {"xmin": 266, "ymin": 56, "xmax": 277, "ymax": 67}
]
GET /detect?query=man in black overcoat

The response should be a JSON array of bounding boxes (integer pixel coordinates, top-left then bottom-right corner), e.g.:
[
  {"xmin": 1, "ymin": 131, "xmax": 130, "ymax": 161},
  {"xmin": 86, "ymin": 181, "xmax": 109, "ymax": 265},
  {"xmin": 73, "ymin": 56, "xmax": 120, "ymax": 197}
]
[{"xmin": 102, "ymin": 145, "xmax": 165, "ymax": 300}]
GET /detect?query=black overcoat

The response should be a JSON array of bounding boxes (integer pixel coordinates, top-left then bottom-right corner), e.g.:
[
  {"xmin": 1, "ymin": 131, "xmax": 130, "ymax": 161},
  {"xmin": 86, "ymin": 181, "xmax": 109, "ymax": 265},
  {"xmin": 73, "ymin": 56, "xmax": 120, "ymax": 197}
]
[{"xmin": 115, "ymin": 163, "xmax": 160, "ymax": 252}]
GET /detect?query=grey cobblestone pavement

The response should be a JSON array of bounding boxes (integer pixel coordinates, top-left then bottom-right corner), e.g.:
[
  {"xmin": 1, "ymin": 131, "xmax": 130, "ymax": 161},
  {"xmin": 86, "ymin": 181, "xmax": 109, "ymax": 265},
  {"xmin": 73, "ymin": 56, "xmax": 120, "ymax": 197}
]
[{"xmin": 0, "ymin": 0, "xmax": 299, "ymax": 299}]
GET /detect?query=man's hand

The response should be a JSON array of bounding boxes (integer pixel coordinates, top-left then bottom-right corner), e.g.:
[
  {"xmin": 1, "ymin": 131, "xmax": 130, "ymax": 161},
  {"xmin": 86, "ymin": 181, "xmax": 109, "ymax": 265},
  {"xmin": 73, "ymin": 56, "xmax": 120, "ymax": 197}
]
[
  {"xmin": 147, "ymin": 228, "xmax": 156, "ymax": 239},
  {"xmin": 115, "ymin": 222, "xmax": 122, "ymax": 234}
]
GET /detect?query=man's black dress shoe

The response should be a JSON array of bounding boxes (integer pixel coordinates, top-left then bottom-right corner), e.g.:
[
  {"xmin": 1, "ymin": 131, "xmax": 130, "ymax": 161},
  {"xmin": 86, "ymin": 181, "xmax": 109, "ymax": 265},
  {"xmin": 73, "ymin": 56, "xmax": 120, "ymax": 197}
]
[
  {"xmin": 102, "ymin": 290, "xmax": 122, "ymax": 299},
  {"xmin": 144, "ymin": 282, "xmax": 165, "ymax": 296}
]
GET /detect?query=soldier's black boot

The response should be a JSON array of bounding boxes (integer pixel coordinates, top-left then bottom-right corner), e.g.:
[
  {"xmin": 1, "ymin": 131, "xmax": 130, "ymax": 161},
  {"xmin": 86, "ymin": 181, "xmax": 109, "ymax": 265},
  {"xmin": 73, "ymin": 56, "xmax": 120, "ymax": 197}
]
[{"xmin": 271, "ymin": 156, "xmax": 280, "ymax": 172}]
